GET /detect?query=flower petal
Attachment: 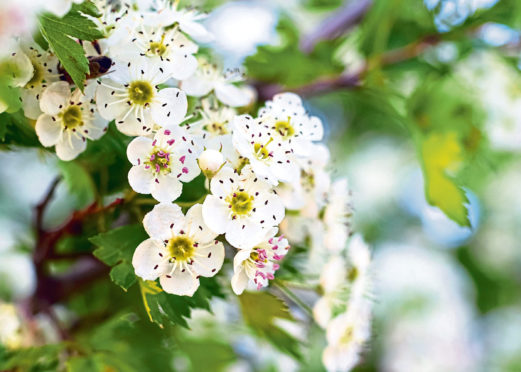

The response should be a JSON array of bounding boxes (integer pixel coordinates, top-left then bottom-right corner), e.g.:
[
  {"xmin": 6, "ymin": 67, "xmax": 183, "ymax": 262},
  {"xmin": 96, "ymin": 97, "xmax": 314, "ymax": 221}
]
[
  {"xmin": 35, "ymin": 114, "xmax": 61, "ymax": 147},
  {"xmin": 55, "ymin": 133, "xmax": 86, "ymax": 161},
  {"xmin": 179, "ymin": 20, "xmax": 214, "ymax": 43},
  {"xmin": 202, "ymin": 195, "xmax": 229, "ymax": 235},
  {"xmin": 192, "ymin": 240, "xmax": 224, "ymax": 277},
  {"xmin": 132, "ymin": 239, "xmax": 170, "ymax": 281},
  {"xmin": 186, "ymin": 204, "xmax": 217, "ymax": 243},
  {"xmin": 209, "ymin": 166, "xmax": 236, "ymax": 197},
  {"xmin": 231, "ymin": 268, "xmax": 249, "ymax": 295},
  {"xmin": 143, "ymin": 203, "xmax": 184, "ymax": 241},
  {"xmin": 169, "ymin": 52, "xmax": 198, "ymax": 81},
  {"xmin": 215, "ymin": 83, "xmax": 250, "ymax": 107},
  {"xmin": 152, "ymin": 88, "xmax": 187, "ymax": 127},
  {"xmin": 180, "ymin": 74, "xmax": 213, "ymax": 97},
  {"xmin": 127, "ymin": 136, "xmax": 153, "ymax": 165},
  {"xmin": 40, "ymin": 81, "xmax": 71, "ymax": 116},
  {"xmin": 160, "ymin": 265, "xmax": 200, "ymax": 296},
  {"xmin": 226, "ymin": 218, "xmax": 263, "ymax": 249},
  {"xmin": 151, "ymin": 173, "xmax": 183, "ymax": 203},
  {"xmin": 128, "ymin": 165, "xmax": 154, "ymax": 194}
]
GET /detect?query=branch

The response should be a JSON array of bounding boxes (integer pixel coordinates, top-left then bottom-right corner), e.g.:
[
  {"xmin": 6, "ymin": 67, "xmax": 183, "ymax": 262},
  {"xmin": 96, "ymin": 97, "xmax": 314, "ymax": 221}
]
[{"xmin": 300, "ymin": 0, "xmax": 373, "ymax": 53}]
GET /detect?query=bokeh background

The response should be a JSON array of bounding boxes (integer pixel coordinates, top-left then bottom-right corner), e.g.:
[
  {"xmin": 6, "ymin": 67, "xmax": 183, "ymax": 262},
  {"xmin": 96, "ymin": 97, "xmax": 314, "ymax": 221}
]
[{"xmin": 2, "ymin": 0, "xmax": 521, "ymax": 371}]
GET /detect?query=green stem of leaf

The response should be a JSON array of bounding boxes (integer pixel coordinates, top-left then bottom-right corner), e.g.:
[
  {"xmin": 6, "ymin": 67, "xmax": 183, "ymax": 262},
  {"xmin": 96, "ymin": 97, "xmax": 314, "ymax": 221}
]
[{"xmin": 273, "ymin": 280, "xmax": 313, "ymax": 317}]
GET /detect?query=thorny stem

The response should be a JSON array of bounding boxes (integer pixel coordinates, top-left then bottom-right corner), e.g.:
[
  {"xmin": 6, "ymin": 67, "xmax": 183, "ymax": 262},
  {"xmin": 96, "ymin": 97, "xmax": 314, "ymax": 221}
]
[{"xmin": 273, "ymin": 280, "xmax": 313, "ymax": 317}]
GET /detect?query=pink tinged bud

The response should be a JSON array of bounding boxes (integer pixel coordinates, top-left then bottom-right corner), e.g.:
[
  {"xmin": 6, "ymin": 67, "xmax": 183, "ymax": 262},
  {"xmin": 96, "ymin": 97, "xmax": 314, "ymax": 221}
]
[
  {"xmin": 273, "ymin": 263, "xmax": 280, "ymax": 270},
  {"xmin": 182, "ymin": 167, "xmax": 189, "ymax": 174},
  {"xmin": 267, "ymin": 273, "xmax": 274, "ymax": 280},
  {"xmin": 167, "ymin": 139, "xmax": 175, "ymax": 145},
  {"xmin": 179, "ymin": 155, "xmax": 186, "ymax": 164},
  {"xmin": 164, "ymin": 129, "xmax": 171, "ymax": 135}
]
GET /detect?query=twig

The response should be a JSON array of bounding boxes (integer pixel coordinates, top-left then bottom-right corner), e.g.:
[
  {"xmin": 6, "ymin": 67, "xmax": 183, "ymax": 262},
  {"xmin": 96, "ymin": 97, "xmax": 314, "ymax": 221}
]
[{"xmin": 301, "ymin": 0, "xmax": 373, "ymax": 53}]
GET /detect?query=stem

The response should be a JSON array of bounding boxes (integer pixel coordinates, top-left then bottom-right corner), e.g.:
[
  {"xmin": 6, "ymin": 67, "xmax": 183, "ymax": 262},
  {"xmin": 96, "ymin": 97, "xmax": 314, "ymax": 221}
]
[{"xmin": 273, "ymin": 280, "xmax": 313, "ymax": 317}]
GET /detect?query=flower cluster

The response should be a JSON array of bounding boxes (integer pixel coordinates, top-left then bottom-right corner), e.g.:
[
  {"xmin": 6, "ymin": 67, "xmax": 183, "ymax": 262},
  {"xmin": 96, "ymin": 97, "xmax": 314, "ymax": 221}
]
[{"xmin": 3, "ymin": 1, "xmax": 372, "ymax": 370}]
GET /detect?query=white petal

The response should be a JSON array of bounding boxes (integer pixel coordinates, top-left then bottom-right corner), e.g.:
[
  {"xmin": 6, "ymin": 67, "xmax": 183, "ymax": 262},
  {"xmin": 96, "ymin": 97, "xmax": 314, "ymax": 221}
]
[
  {"xmin": 55, "ymin": 133, "xmax": 86, "ymax": 161},
  {"xmin": 151, "ymin": 173, "xmax": 183, "ymax": 203},
  {"xmin": 35, "ymin": 114, "xmax": 61, "ymax": 147},
  {"xmin": 132, "ymin": 239, "xmax": 169, "ymax": 281},
  {"xmin": 143, "ymin": 203, "xmax": 184, "ymax": 241},
  {"xmin": 253, "ymin": 192, "xmax": 285, "ymax": 226},
  {"xmin": 152, "ymin": 88, "xmax": 188, "ymax": 127},
  {"xmin": 192, "ymin": 241, "xmax": 224, "ymax": 277},
  {"xmin": 233, "ymin": 249, "xmax": 251, "ymax": 272},
  {"xmin": 128, "ymin": 165, "xmax": 154, "ymax": 194},
  {"xmin": 231, "ymin": 268, "xmax": 249, "ymax": 295},
  {"xmin": 169, "ymin": 52, "xmax": 198, "ymax": 80},
  {"xmin": 95, "ymin": 80, "xmax": 129, "ymax": 120},
  {"xmin": 40, "ymin": 82, "xmax": 71, "ymax": 115},
  {"xmin": 180, "ymin": 74, "xmax": 213, "ymax": 97},
  {"xmin": 127, "ymin": 136, "xmax": 153, "ymax": 165},
  {"xmin": 160, "ymin": 265, "xmax": 199, "ymax": 296},
  {"xmin": 215, "ymin": 83, "xmax": 250, "ymax": 107},
  {"xmin": 226, "ymin": 218, "xmax": 263, "ymax": 249},
  {"xmin": 186, "ymin": 204, "xmax": 217, "ymax": 243},
  {"xmin": 313, "ymin": 297, "xmax": 332, "ymax": 329},
  {"xmin": 209, "ymin": 166, "xmax": 236, "ymax": 197},
  {"xmin": 8, "ymin": 51, "xmax": 33, "ymax": 87},
  {"xmin": 179, "ymin": 20, "xmax": 214, "ymax": 43},
  {"xmin": 202, "ymin": 195, "xmax": 229, "ymax": 235},
  {"xmin": 21, "ymin": 89, "xmax": 42, "ymax": 120}
]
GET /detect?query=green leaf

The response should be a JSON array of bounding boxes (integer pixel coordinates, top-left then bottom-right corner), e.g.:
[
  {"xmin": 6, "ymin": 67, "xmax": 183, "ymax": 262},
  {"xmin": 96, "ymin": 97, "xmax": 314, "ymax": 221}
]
[
  {"xmin": 420, "ymin": 131, "xmax": 470, "ymax": 227},
  {"xmin": 239, "ymin": 291, "xmax": 301, "ymax": 359},
  {"xmin": 38, "ymin": 2, "xmax": 104, "ymax": 90},
  {"xmin": 58, "ymin": 160, "xmax": 96, "ymax": 207},
  {"xmin": 0, "ymin": 111, "xmax": 40, "ymax": 147},
  {"xmin": 90, "ymin": 225, "xmax": 148, "ymax": 291},
  {"xmin": 139, "ymin": 277, "xmax": 224, "ymax": 329},
  {"xmin": 0, "ymin": 344, "xmax": 64, "ymax": 371}
]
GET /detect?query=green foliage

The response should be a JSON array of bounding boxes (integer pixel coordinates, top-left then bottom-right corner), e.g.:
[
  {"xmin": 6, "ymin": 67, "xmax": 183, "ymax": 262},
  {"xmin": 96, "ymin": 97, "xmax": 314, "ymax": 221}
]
[
  {"xmin": 0, "ymin": 111, "xmax": 40, "ymax": 147},
  {"xmin": 90, "ymin": 225, "xmax": 148, "ymax": 291},
  {"xmin": 139, "ymin": 276, "xmax": 224, "ymax": 329},
  {"xmin": 0, "ymin": 344, "xmax": 64, "ymax": 371},
  {"xmin": 38, "ymin": 2, "xmax": 104, "ymax": 91},
  {"xmin": 58, "ymin": 160, "xmax": 96, "ymax": 207},
  {"xmin": 239, "ymin": 291, "xmax": 301, "ymax": 359},
  {"xmin": 245, "ymin": 17, "xmax": 344, "ymax": 87},
  {"xmin": 176, "ymin": 338, "xmax": 237, "ymax": 371}
]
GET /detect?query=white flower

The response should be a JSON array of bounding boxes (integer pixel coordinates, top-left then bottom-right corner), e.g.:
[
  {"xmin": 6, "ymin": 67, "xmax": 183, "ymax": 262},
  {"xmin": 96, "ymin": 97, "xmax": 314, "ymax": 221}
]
[
  {"xmin": 232, "ymin": 114, "xmax": 300, "ymax": 185},
  {"xmin": 277, "ymin": 143, "xmax": 331, "ymax": 210},
  {"xmin": 132, "ymin": 203, "xmax": 225, "ymax": 296},
  {"xmin": 127, "ymin": 125, "xmax": 201, "ymax": 202},
  {"xmin": 3, "ymin": 49, "xmax": 33, "ymax": 88},
  {"xmin": 202, "ymin": 165, "xmax": 285, "ymax": 249},
  {"xmin": 231, "ymin": 227, "xmax": 289, "ymax": 295},
  {"xmin": 181, "ymin": 59, "xmax": 252, "ymax": 107},
  {"xmin": 96, "ymin": 56, "xmax": 187, "ymax": 136},
  {"xmin": 19, "ymin": 46, "xmax": 60, "ymax": 120},
  {"xmin": 346, "ymin": 235, "xmax": 371, "ymax": 301},
  {"xmin": 322, "ymin": 299, "xmax": 372, "ymax": 372},
  {"xmin": 258, "ymin": 92, "xmax": 324, "ymax": 157},
  {"xmin": 110, "ymin": 23, "xmax": 198, "ymax": 81},
  {"xmin": 144, "ymin": 0, "xmax": 214, "ymax": 43},
  {"xmin": 323, "ymin": 178, "xmax": 352, "ymax": 253},
  {"xmin": 35, "ymin": 81, "xmax": 107, "ymax": 161},
  {"xmin": 198, "ymin": 149, "xmax": 224, "ymax": 177},
  {"xmin": 0, "ymin": 303, "xmax": 23, "ymax": 349},
  {"xmin": 41, "ymin": 0, "xmax": 83, "ymax": 17}
]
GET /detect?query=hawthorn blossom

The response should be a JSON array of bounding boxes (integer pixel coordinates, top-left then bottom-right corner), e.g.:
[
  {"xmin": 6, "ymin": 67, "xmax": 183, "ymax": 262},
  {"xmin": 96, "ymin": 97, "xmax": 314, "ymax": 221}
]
[
  {"xmin": 323, "ymin": 178, "xmax": 353, "ymax": 253},
  {"xmin": 144, "ymin": 0, "xmax": 214, "ymax": 43},
  {"xmin": 96, "ymin": 56, "xmax": 187, "ymax": 136},
  {"xmin": 202, "ymin": 165, "xmax": 285, "ymax": 249},
  {"xmin": 127, "ymin": 126, "xmax": 200, "ymax": 202},
  {"xmin": 323, "ymin": 299, "xmax": 372, "ymax": 372},
  {"xmin": 132, "ymin": 203, "xmax": 224, "ymax": 296},
  {"xmin": 277, "ymin": 143, "xmax": 331, "ymax": 210},
  {"xmin": 35, "ymin": 81, "xmax": 107, "ymax": 161},
  {"xmin": 232, "ymin": 114, "xmax": 300, "ymax": 185},
  {"xmin": 4, "ymin": 49, "xmax": 33, "ymax": 88},
  {"xmin": 19, "ymin": 46, "xmax": 59, "ymax": 120},
  {"xmin": 231, "ymin": 227, "xmax": 289, "ymax": 295},
  {"xmin": 258, "ymin": 92, "xmax": 324, "ymax": 157},
  {"xmin": 181, "ymin": 59, "xmax": 252, "ymax": 107},
  {"xmin": 110, "ymin": 24, "xmax": 198, "ymax": 80},
  {"xmin": 198, "ymin": 149, "xmax": 224, "ymax": 177}
]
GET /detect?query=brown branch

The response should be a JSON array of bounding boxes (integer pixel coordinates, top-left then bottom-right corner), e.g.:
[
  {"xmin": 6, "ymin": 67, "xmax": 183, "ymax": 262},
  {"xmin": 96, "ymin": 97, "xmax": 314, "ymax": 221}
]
[{"xmin": 300, "ymin": 0, "xmax": 373, "ymax": 53}]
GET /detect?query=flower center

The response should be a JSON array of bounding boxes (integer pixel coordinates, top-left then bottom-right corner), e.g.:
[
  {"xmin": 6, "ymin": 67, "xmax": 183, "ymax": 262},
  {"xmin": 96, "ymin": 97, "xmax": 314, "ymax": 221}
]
[
  {"xmin": 149, "ymin": 38, "xmax": 167, "ymax": 56},
  {"xmin": 274, "ymin": 118, "xmax": 295, "ymax": 139},
  {"xmin": 25, "ymin": 60, "xmax": 44, "ymax": 88},
  {"xmin": 301, "ymin": 170, "xmax": 315, "ymax": 190},
  {"xmin": 166, "ymin": 236, "xmax": 194, "ymax": 262},
  {"xmin": 205, "ymin": 122, "xmax": 228, "ymax": 135},
  {"xmin": 60, "ymin": 106, "xmax": 83, "ymax": 129},
  {"xmin": 348, "ymin": 267, "xmax": 358, "ymax": 282},
  {"xmin": 339, "ymin": 326, "xmax": 354, "ymax": 345},
  {"xmin": 128, "ymin": 80, "xmax": 154, "ymax": 106},
  {"xmin": 253, "ymin": 140, "xmax": 272, "ymax": 161},
  {"xmin": 145, "ymin": 148, "xmax": 171, "ymax": 174},
  {"xmin": 227, "ymin": 191, "xmax": 254, "ymax": 216}
]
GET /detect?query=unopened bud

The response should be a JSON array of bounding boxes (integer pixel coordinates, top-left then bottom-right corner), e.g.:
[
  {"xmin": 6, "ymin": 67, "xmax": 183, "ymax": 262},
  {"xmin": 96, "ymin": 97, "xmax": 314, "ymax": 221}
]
[{"xmin": 198, "ymin": 149, "xmax": 224, "ymax": 178}]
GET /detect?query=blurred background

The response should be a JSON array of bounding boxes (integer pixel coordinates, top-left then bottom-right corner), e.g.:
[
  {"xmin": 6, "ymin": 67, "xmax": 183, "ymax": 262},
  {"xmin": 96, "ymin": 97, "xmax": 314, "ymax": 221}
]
[{"xmin": 3, "ymin": 0, "xmax": 521, "ymax": 371}]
